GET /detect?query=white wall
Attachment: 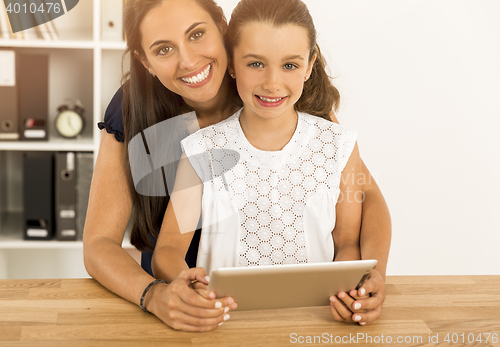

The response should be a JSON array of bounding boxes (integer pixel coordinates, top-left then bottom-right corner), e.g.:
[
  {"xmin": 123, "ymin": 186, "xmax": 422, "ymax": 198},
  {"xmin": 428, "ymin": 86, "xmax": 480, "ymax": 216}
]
[{"xmin": 219, "ymin": 0, "xmax": 500, "ymax": 275}]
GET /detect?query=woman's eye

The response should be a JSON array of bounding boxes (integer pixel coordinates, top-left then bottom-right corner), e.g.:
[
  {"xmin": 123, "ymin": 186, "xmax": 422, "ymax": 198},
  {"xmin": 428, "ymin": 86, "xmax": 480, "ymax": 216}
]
[
  {"xmin": 249, "ymin": 62, "xmax": 264, "ymax": 68},
  {"xmin": 284, "ymin": 63, "xmax": 297, "ymax": 70},
  {"xmin": 190, "ymin": 30, "xmax": 205, "ymax": 40},
  {"xmin": 158, "ymin": 46, "xmax": 173, "ymax": 56}
]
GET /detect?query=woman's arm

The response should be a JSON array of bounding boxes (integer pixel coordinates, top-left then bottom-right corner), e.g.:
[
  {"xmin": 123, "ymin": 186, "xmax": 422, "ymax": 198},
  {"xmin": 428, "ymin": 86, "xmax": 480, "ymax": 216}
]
[
  {"xmin": 359, "ymin": 159, "xmax": 391, "ymax": 279},
  {"xmin": 328, "ymin": 111, "xmax": 391, "ymax": 326},
  {"xmin": 332, "ymin": 143, "xmax": 363, "ymax": 262},
  {"xmin": 83, "ymin": 132, "xmax": 232, "ymax": 332},
  {"xmin": 328, "ymin": 112, "xmax": 391, "ymax": 274},
  {"xmin": 83, "ymin": 131, "xmax": 153, "ymax": 303}
]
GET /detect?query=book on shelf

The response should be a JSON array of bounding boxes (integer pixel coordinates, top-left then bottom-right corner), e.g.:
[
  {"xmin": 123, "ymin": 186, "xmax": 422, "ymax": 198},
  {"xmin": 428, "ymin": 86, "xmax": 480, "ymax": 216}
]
[
  {"xmin": 0, "ymin": 1, "xmax": 10, "ymax": 39},
  {"xmin": 33, "ymin": 0, "xmax": 59, "ymax": 40},
  {"xmin": 0, "ymin": 0, "xmax": 59, "ymax": 40}
]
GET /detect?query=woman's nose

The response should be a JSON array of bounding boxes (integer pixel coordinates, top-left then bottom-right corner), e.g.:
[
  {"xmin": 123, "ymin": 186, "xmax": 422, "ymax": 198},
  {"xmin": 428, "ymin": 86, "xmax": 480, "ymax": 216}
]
[{"xmin": 178, "ymin": 44, "xmax": 199, "ymax": 70}]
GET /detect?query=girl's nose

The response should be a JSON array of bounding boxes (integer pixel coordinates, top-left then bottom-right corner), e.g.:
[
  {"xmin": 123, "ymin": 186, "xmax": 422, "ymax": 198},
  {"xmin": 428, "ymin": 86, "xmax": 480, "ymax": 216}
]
[{"xmin": 263, "ymin": 69, "xmax": 280, "ymax": 93}]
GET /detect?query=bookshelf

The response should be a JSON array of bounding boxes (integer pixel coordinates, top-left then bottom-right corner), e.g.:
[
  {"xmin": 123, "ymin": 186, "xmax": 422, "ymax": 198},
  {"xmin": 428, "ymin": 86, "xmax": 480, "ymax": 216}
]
[{"xmin": 0, "ymin": 0, "xmax": 138, "ymax": 279}]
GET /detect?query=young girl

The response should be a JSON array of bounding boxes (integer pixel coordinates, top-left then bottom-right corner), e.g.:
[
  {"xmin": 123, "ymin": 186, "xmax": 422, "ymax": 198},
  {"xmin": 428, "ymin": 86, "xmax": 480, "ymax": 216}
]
[{"xmin": 153, "ymin": 0, "xmax": 367, "ymax": 320}]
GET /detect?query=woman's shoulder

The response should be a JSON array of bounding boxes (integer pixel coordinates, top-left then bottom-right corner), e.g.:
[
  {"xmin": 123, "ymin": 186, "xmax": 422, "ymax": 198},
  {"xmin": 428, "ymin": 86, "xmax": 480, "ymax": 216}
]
[{"xmin": 98, "ymin": 87, "xmax": 125, "ymax": 143}]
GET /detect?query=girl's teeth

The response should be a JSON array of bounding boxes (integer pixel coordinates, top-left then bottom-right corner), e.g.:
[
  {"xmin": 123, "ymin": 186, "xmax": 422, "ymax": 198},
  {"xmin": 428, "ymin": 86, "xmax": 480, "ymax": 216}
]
[
  {"xmin": 259, "ymin": 96, "xmax": 283, "ymax": 102},
  {"xmin": 181, "ymin": 64, "xmax": 211, "ymax": 84}
]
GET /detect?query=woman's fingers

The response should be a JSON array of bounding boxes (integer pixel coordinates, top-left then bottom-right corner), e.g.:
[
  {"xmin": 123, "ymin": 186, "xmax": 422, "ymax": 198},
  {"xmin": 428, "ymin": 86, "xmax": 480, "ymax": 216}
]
[
  {"xmin": 150, "ymin": 268, "xmax": 238, "ymax": 331},
  {"xmin": 357, "ymin": 269, "xmax": 385, "ymax": 299},
  {"xmin": 165, "ymin": 296, "xmax": 231, "ymax": 329}
]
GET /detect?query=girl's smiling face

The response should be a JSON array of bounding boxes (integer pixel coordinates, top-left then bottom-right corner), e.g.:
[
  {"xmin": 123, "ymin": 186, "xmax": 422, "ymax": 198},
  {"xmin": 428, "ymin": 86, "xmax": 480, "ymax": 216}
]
[
  {"xmin": 138, "ymin": 0, "xmax": 228, "ymax": 106},
  {"xmin": 231, "ymin": 22, "xmax": 316, "ymax": 122}
]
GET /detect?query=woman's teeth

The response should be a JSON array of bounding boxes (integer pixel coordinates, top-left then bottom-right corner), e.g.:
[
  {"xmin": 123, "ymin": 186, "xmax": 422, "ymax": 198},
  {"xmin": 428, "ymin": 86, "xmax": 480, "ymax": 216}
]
[
  {"xmin": 258, "ymin": 96, "xmax": 284, "ymax": 103},
  {"xmin": 181, "ymin": 64, "xmax": 211, "ymax": 84}
]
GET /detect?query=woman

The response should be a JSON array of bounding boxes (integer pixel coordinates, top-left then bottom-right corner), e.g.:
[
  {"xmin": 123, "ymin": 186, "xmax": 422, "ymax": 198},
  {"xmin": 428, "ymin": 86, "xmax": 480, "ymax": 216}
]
[{"xmin": 84, "ymin": 0, "xmax": 391, "ymax": 332}]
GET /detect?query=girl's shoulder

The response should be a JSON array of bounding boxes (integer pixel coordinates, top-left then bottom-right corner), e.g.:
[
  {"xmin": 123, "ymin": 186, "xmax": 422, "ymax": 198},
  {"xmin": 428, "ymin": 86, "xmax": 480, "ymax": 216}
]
[
  {"xmin": 181, "ymin": 109, "xmax": 241, "ymax": 152},
  {"xmin": 186, "ymin": 109, "xmax": 241, "ymax": 139},
  {"xmin": 298, "ymin": 112, "xmax": 357, "ymax": 139}
]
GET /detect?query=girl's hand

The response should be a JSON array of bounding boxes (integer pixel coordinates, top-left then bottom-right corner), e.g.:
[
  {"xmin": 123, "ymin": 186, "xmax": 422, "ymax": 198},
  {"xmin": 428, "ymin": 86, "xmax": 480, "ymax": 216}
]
[
  {"xmin": 145, "ymin": 268, "xmax": 237, "ymax": 332},
  {"xmin": 190, "ymin": 277, "xmax": 232, "ymax": 304},
  {"xmin": 329, "ymin": 269, "xmax": 386, "ymax": 326}
]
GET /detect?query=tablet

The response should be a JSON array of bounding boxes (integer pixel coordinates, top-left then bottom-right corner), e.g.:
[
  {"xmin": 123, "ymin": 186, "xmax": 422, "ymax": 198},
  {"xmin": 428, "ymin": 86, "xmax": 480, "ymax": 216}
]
[{"xmin": 207, "ymin": 259, "xmax": 377, "ymax": 310}]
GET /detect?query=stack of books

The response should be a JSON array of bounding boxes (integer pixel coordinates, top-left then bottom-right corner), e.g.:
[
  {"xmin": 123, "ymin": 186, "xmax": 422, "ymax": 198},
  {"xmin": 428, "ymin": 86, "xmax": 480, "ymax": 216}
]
[{"xmin": 0, "ymin": 0, "xmax": 59, "ymax": 40}]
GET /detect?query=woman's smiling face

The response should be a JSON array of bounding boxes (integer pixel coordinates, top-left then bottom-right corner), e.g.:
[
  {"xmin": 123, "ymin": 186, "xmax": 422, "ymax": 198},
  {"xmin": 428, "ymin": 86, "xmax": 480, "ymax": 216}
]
[{"xmin": 139, "ymin": 0, "xmax": 228, "ymax": 105}]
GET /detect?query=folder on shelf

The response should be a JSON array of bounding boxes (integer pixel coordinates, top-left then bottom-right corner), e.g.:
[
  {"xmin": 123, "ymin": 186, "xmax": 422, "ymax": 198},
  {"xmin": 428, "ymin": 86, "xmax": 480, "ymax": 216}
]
[
  {"xmin": 75, "ymin": 152, "xmax": 93, "ymax": 241},
  {"xmin": 23, "ymin": 152, "xmax": 55, "ymax": 240},
  {"xmin": 55, "ymin": 152, "xmax": 77, "ymax": 241},
  {"xmin": 101, "ymin": 0, "xmax": 123, "ymax": 41},
  {"xmin": 0, "ymin": 50, "xmax": 20, "ymax": 140},
  {"xmin": 18, "ymin": 53, "xmax": 49, "ymax": 141}
]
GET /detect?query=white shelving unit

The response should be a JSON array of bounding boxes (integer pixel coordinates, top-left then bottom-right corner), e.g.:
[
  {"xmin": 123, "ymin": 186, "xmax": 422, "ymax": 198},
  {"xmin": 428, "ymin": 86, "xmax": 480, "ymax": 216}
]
[{"xmin": 0, "ymin": 1, "xmax": 137, "ymax": 279}]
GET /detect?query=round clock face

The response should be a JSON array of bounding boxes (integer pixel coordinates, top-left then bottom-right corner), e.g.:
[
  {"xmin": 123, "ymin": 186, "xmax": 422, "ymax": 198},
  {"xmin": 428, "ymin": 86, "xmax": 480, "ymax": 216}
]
[{"xmin": 55, "ymin": 110, "xmax": 84, "ymax": 138}]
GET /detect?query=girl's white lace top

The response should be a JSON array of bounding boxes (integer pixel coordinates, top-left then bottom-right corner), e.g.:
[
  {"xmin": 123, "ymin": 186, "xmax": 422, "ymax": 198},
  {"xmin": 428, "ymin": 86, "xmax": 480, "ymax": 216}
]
[{"xmin": 181, "ymin": 109, "xmax": 357, "ymax": 274}]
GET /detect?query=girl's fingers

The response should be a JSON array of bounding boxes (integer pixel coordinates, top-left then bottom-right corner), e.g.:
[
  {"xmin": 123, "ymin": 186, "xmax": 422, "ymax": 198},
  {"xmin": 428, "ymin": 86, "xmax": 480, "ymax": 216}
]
[
  {"xmin": 177, "ymin": 283, "xmax": 234, "ymax": 312},
  {"xmin": 194, "ymin": 288, "xmax": 214, "ymax": 300},
  {"xmin": 352, "ymin": 306, "xmax": 382, "ymax": 326},
  {"xmin": 337, "ymin": 291, "xmax": 357, "ymax": 313},
  {"xmin": 349, "ymin": 289, "xmax": 369, "ymax": 300},
  {"xmin": 330, "ymin": 294, "xmax": 354, "ymax": 321},
  {"xmin": 351, "ymin": 294, "xmax": 384, "ymax": 312},
  {"xmin": 329, "ymin": 297, "xmax": 345, "ymax": 321}
]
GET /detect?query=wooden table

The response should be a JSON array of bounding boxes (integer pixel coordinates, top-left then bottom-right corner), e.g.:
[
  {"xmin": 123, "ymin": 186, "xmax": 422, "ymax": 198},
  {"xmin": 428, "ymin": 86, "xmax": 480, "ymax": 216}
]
[{"xmin": 1, "ymin": 276, "xmax": 499, "ymax": 346}]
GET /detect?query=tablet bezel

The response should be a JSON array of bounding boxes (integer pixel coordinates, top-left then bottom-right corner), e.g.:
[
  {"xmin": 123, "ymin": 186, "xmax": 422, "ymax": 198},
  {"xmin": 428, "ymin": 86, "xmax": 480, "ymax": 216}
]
[{"xmin": 207, "ymin": 259, "xmax": 378, "ymax": 310}]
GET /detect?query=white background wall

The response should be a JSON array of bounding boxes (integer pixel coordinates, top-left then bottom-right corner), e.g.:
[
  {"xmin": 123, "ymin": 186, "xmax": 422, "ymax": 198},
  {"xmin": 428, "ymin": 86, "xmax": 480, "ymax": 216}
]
[{"xmin": 219, "ymin": 0, "xmax": 500, "ymax": 275}]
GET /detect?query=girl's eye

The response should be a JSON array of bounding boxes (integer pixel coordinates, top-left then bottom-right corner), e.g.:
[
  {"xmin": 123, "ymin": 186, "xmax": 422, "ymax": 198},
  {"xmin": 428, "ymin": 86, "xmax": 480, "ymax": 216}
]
[
  {"xmin": 284, "ymin": 63, "xmax": 298, "ymax": 70},
  {"xmin": 190, "ymin": 30, "xmax": 205, "ymax": 41},
  {"xmin": 158, "ymin": 46, "xmax": 173, "ymax": 56},
  {"xmin": 249, "ymin": 62, "xmax": 264, "ymax": 68}
]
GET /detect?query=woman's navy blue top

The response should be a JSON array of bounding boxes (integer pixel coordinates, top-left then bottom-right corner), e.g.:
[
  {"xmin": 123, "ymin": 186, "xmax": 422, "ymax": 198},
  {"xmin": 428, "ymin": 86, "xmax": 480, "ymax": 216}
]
[{"xmin": 98, "ymin": 88, "xmax": 201, "ymax": 277}]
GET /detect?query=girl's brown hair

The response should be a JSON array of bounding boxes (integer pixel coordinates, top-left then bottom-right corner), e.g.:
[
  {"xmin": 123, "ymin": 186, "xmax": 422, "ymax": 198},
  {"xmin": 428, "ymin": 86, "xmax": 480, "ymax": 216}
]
[
  {"xmin": 225, "ymin": 0, "xmax": 339, "ymax": 119},
  {"xmin": 121, "ymin": 0, "xmax": 228, "ymax": 251}
]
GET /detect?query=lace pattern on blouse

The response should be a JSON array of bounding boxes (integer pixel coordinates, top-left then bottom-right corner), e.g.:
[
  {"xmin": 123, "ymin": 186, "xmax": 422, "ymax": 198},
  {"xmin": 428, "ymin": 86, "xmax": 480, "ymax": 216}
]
[{"xmin": 182, "ymin": 109, "xmax": 357, "ymax": 268}]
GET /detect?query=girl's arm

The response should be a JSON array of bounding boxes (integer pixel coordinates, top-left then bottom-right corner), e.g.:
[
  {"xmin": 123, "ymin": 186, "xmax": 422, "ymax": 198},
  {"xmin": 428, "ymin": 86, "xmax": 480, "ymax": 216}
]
[
  {"xmin": 152, "ymin": 152, "xmax": 203, "ymax": 282},
  {"xmin": 83, "ymin": 132, "xmax": 232, "ymax": 332}
]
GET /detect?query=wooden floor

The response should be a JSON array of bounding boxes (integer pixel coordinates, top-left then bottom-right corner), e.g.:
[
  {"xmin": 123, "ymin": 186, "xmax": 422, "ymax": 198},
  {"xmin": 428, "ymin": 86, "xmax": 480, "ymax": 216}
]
[{"xmin": 0, "ymin": 276, "xmax": 499, "ymax": 346}]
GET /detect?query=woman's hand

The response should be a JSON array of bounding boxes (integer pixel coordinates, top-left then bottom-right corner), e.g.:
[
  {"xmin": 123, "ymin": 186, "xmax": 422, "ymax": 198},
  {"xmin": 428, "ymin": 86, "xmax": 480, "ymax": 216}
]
[
  {"xmin": 145, "ymin": 268, "xmax": 237, "ymax": 332},
  {"xmin": 329, "ymin": 269, "xmax": 386, "ymax": 326}
]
